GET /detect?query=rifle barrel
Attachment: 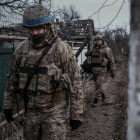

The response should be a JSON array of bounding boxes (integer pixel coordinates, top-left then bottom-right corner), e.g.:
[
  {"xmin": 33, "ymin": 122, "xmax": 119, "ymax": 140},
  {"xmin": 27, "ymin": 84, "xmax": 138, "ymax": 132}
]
[{"xmin": 75, "ymin": 38, "xmax": 88, "ymax": 58}]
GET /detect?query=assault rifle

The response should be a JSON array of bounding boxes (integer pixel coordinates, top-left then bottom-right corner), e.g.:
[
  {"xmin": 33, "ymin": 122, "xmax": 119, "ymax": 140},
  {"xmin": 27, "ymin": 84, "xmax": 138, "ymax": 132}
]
[
  {"xmin": 72, "ymin": 35, "xmax": 93, "ymax": 60},
  {"xmin": 71, "ymin": 35, "xmax": 94, "ymax": 75}
]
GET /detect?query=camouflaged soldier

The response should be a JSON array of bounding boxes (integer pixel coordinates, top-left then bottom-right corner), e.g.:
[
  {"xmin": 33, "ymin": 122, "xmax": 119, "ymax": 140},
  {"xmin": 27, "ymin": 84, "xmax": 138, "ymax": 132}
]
[
  {"xmin": 85, "ymin": 34, "xmax": 116, "ymax": 107},
  {"xmin": 3, "ymin": 4, "xmax": 84, "ymax": 140}
]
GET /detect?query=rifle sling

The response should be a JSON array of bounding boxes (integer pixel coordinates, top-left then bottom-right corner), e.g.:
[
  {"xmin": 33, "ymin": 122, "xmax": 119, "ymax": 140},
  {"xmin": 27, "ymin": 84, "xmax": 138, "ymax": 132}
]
[{"xmin": 23, "ymin": 38, "xmax": 57, "ymax": 116}]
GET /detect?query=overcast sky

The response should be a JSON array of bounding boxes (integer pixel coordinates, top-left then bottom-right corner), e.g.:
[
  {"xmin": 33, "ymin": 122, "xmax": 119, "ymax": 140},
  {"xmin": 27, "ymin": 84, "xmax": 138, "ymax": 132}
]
[{"xmin": 52, "ymin": 0, "xmax": 130, "ymax": 32}]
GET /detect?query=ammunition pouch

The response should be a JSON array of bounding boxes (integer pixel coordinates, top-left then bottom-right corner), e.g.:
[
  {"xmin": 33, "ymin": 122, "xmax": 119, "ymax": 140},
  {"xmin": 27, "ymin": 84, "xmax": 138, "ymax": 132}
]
[
  {"xmin": 50, "ymin": 73, "xmax": 75, "ymax": 108},
  {"xmin": 87, "ymin": 55, "xmax": 108, "ymax": 67},
  {"xmin": 91, "ymin": 54, "xmax": 103, "ymax": 64},
  {"xmin": 86, "ymin": 48, "xmax": 108, "ymax": 67},
  {"xmin": 87, "ymin": 55, "xmax": 103, "ymax": 65},
  {"xmin": 60, "ymin": 73, "xmax": 75, "ymax": 94},
  {"xmin": 19, "ymin": 66, "xmax": 37, "ymax": 91}
]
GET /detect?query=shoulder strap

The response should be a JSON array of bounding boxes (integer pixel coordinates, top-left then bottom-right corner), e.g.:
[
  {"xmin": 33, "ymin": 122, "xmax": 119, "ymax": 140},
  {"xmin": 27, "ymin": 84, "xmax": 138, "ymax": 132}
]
[
  {"xmin": 22, "ymin": 40, "xmax": 29, "ymax": 54},
  {"xmin": 23, "ymin": 37, "xmax": 57, "ymax": 116},
  {"xmin": 48, "ymin": 39, "xmax": 62, "ymax": 62}
]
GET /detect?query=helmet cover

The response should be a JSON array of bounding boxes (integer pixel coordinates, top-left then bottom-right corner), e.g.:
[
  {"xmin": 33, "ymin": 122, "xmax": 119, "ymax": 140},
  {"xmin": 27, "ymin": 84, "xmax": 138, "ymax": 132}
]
[
  {"xmin": 95, "ymin": 34, "xmax": 104, "ymax": 41},
  {"xmin": 23, "ymin": 4, "xmax": 52, "ymax": 27}
]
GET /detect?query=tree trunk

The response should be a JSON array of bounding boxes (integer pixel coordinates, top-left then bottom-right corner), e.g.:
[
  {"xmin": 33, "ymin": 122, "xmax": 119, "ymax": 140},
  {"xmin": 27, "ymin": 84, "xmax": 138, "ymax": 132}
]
[{"xmin": 127, "ymin": 0, "xmax": 140, "ymax": 140}]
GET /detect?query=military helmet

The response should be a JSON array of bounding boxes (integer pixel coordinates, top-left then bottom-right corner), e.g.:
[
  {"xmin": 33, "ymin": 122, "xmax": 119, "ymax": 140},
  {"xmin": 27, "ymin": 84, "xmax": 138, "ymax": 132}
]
[
  {"xmin": 95, "ymin": 34, "xmax": 104, "ymax": 41},
  {"xmin": 23, "ymin": 4, "xmax": 53, "ymax": 27}
]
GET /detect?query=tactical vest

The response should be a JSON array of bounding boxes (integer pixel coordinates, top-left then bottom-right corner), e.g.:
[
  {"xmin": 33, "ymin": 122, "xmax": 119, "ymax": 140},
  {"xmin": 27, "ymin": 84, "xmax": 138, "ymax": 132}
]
[
  {"xmin": 91, "ymin": 48, "xmax": 105, "ymax": 64},
  {"xmin": 87, "ymin": 47, "xmax": 108, "ymax": 66},
  {"xmin": 19, "ymin": 40, "xmax": 62, "ymax": 93}
]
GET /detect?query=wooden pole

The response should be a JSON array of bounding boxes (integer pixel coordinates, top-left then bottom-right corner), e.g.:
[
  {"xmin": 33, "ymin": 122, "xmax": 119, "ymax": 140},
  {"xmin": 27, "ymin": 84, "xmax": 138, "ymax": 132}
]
[
  {"xmin": 63, "ymin": 40, "xmax": 83, "ymax": 44},
  {"xmin": 72, "ymin": 41, "xmax": 73, "ymax": 49},
  {"xmin": 0, "ymin": 35, "xmax": 28, "ymax": 40}
]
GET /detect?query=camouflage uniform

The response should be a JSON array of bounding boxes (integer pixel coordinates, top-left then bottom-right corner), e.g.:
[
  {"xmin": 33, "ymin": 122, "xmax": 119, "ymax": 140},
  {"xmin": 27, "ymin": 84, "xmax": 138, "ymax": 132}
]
[
  {"xmin": 91, "ymin": 41, "xmax": 116, "ymax": 99},
  {"xmin": 3, "ymin": 4, "xmax": 84, "ymax": 140}
]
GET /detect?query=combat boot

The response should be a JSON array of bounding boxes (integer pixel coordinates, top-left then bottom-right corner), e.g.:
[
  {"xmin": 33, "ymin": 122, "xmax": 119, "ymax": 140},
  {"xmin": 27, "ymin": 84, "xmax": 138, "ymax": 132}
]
[
  {"xmin": 92, "ymin": 98, "xmax": 98, "ymax": 107},
  {"xmin": 102, "ymin": 93, "xmax": 106, "ymax": 102}
]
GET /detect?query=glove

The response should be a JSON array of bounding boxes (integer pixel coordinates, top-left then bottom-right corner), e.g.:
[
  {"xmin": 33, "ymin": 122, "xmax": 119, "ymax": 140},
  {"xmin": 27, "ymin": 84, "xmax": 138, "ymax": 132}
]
[
  {"xmin": 110, "ymin": 70, "xmax": 115, "ymax": 79},
  {"xmin": 85, "ymin": 51, "xmax": 92, "ymax": 57},
  {"xmin": 4, "ymin": 109, "xmax": 13, "ymax": 123},
  {"xmin": 69, "ymin": 119, "xmax": 82, "ymax": 131}
]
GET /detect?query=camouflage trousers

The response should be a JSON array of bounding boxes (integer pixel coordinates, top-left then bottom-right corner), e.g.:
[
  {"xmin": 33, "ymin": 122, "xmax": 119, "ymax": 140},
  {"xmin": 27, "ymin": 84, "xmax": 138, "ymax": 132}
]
[
  {"xmin": 92, "ymin": 67, "xmax": 107, "ymax": 98},
  {"xmin": 23, "ymin": 107, "xmax": 68, "ymax": 140}
]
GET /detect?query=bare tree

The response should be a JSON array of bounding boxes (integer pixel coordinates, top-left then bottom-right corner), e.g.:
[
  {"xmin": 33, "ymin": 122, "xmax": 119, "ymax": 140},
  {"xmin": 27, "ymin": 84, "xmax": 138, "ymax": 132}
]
[
  {"xmin": 0, "ymin": 0, "xmax": 51, "ymax": 30},
  {"xmin": 0, "ymin": 0, "xmax": 82, "ymax": 37},
  {"xmin": 127, "ymin": 0, "xmax": 140, "ymax": 140},
  {"xmin": 0, "ymin": 0, "xmax": 30, "ymax": 15},
  {"xmin": 99, "ymin": 26, "xmax": 129, "ymax": 60},
  {"xmin": 59, "ymin": 4, "xmax": 82, "ymax": 22},
  {"xmin": 0, "ymin": 0, "xmax": 51, "ymax": 15}
]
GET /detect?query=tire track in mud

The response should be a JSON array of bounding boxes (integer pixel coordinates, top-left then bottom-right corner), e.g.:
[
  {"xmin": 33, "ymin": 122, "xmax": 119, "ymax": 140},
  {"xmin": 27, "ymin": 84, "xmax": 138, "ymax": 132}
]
[{"xmin": 67, "ymin": 54, "xmax": 128, "ymax": 140}]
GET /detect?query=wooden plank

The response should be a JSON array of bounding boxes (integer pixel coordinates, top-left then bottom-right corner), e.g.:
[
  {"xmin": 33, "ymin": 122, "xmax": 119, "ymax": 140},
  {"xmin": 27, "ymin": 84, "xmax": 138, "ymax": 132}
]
[
  {"xmin": 0, "ymin": 109, "xmax": 24, "ymax": 127},
  {"xmin": 64, "ymin": 41, "xmax": 83, "ymax": 44},
  {"xmin": 72, "ymin": 42, "xmax": 73, "ymax": 49},
  {"xmin": 0, "ymin": 35, "xmax": 28, "ymax": 40},
  {"xmin": 71, "ymin": 36, "xmax": 88, "ymax": 39}
]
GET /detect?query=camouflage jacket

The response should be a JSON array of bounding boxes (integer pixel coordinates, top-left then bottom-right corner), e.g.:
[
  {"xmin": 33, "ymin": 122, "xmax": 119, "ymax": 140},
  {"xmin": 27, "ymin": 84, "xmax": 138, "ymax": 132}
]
[
  {"xmin": 91, "ymin": 41, "xmax": 116, "ymax": 71},
  {"xmin": 3, "ymin": 37, "xmax": 84, "ymax": 121}
]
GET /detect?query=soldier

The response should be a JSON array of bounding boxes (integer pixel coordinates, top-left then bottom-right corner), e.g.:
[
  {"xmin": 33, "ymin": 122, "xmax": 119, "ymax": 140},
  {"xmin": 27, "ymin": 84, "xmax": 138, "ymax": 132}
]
[
  {"xmin": 3, "ymin": 4, "xmax": 84, "ymax": 140},
  {"xmin": 84, "ymin": 34, "xmax": 116, "ymax": 107}
]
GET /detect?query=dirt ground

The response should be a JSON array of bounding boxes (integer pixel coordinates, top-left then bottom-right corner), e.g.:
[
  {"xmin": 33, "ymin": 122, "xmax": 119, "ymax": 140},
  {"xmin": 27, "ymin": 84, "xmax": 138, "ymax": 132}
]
[
  {"xmin": 1, "ymin": 53, "xmax": 128, "ymax": 140},
  {"xmin": 67, "ymin": 53, "xmax": 128, "ymax": 140}
]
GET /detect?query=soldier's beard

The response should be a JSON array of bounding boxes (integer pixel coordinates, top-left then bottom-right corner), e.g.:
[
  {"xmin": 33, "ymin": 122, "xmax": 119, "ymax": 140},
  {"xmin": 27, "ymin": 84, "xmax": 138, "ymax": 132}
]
[{"xmin": 31, "ymin": 29, "xmax": 50, "ymax": 45}]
